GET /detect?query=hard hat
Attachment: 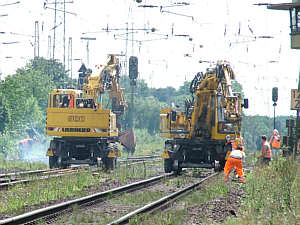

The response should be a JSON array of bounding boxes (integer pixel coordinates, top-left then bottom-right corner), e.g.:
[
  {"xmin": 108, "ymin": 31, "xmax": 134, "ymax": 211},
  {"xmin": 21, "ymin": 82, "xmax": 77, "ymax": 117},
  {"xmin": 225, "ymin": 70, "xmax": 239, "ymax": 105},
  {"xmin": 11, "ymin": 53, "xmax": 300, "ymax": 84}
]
[{"xmin": 273, "ymin": 129, "xmax": 278, "ymax": 134}]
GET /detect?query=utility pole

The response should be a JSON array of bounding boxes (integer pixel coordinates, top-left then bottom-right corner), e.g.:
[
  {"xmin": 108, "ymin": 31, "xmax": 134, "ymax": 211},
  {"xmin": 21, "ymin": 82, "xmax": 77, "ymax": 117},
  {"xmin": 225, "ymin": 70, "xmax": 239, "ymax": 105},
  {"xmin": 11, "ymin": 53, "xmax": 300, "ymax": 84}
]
[
  {"xmin": 53, "ymin": 0, "xmax": 57, "ymax": 60},
  {"xmin": 125, "ymin": 23, "xmax": 129, "ymax": 76},
  {"xmin": 80, "ymin": 37, "xmax": 96, "ymax": 65},
  {"xmin": 34, "ymin": 21, "xmax": 39, "ymax": 58},
  {"xmin": 44, "ymin": 0, "xmax": 74, "ymax": 62},
  {"xmin": 83, "ymin": 24, "xmax": 157, "ymax": 76},
  {"xmin": 63, "ymin": 0, "xmax": 66, "ymax": 67},
  {"xmin": 47, "ymin": 35, "xmax": 52, "ymax": 59},
  {"xmin": 68, "ymin": 37, "xmax": 72, "ymax": 78},
  {"xmin": 129, "ymin": 56, "xmax": 138, "ymax": 129}
]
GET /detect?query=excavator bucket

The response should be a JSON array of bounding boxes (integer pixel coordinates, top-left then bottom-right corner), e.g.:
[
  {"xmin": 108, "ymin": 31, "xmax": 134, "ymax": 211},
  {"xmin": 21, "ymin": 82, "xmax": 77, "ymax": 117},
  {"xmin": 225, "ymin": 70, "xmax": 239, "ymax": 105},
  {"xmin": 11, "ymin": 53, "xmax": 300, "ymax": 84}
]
[{"xmin": 119, "ymin": 129, "xmax": 136, "ymax": 154}]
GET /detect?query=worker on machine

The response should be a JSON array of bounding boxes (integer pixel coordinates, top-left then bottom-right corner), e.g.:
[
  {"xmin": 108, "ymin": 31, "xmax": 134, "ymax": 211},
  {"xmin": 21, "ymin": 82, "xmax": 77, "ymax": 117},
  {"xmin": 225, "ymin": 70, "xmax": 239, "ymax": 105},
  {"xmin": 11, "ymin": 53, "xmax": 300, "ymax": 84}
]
[
  {"xmin": 68, "ymin": 94, "xmax": 74, "ymax": 108},
  {"xmin": 224, "ymin": 138, "xmax": 245, "ymax": 183},
  {"xmin": 261, "ymin": 135, "xmax": 272, "ymax": 165},
  {"xmin": 269, "ymin": 129, "xmax": 280, "ymax": 159}
]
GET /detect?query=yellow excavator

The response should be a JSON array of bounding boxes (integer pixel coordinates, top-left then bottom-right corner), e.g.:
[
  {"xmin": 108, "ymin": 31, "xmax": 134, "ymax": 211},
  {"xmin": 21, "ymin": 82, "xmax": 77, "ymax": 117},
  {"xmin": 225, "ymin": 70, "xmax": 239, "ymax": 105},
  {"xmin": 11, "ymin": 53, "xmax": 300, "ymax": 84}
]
[
  {"xmin": 46, "ymin": 54, "xmax": 134, "ymax": 169},
  {"xmin": 159, "ymin": 61, "xmax": 248, "ymax": 173}
]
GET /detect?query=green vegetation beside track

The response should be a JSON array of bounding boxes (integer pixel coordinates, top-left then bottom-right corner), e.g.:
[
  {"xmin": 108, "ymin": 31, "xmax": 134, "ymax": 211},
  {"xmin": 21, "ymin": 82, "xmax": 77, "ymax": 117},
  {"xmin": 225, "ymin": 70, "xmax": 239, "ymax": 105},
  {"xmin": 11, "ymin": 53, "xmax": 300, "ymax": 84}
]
[
  {"xmin": 0, "ymin": 160, "xmax": 162, "ymax": 218},
  {"xmin": 127, "ymin": 154, "xmax": 300, "ymax": 225},
  {"xmin": 0, "ymin": 157, "xmax": 47, "ymax": 172},
  {"xmin": 220, "ymin": 156, "xmax": 300, "ymax": 225}
]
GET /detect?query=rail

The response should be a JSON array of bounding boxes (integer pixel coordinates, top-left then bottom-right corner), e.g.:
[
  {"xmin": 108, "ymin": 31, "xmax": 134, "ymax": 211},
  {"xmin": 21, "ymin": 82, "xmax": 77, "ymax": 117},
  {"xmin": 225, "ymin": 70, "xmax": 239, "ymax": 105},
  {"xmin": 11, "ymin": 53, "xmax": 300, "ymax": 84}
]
[
  {"xmin": 0, "ymin": 173, "xmax": 174, "ymax": 225},
  {"xmin": 0, "ymin": 156, "xmax": 162, "ymax": 189},
  {"xmin": 108, "ymin": 172, "xmax": 218, "ymax": 225}
]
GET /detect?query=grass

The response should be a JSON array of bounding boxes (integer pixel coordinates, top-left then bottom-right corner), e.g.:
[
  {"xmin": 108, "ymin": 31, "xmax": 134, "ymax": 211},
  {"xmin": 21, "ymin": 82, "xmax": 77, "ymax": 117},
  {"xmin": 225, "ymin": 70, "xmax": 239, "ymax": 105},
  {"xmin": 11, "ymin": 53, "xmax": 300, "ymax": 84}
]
[
  {"xmin": 221, "ymin": 156, "xmax": 300, "ymax": 225},
  {"xmin": 132, "ymin": 128, "xmax": 165, "ymax": 156},
  {"xmin": 0, "ymin": 170, "xmax": 99, "ymax": 216},
  {"xmin": 111, "ymin": 190, "xmax": 165, "ymax": 206},
  {"xmin": 0, "ymin": 159, "xmax": 162, "ymax": 217},
  {"xmin": 129, "ymin": 211, "xmax": 186, "ymax": 225},
  {"xmin": 0, "ymin": 157, "xmax": 48, "ymax": 172},
  {"xmin": 112, "ymin": 159, "xmax": 163, "ymax": 183}
]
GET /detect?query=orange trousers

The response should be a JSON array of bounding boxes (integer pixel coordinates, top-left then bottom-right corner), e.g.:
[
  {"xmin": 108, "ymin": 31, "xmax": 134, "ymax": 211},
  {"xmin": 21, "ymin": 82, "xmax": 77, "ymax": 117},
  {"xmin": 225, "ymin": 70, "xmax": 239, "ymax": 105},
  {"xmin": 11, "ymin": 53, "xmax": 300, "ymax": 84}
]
[{"xmin": 224, "ymin": 157, "xmax": 244, "ymax": 182}]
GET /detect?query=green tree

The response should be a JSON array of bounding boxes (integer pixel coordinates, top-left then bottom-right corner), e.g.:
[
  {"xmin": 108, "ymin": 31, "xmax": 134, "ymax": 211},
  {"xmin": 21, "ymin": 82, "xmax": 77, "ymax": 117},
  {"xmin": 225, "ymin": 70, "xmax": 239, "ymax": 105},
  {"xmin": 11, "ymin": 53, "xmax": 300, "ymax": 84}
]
[
  {"xmin": 0, "ymin": 66, "xmax": 54, "ymax": 135},
  {"xmin": 17, "ymin": 57, "xmax": 75, "ymax": 89}
]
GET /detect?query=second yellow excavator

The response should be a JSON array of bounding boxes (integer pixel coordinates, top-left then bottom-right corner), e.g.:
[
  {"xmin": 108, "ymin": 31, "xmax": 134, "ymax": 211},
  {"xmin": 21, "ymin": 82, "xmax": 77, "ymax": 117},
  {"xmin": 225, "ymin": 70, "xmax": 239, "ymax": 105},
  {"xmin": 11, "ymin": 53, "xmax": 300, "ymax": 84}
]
[{"xmin": 160, "ymin": 61, "xmax": 248, "ymax": 173}]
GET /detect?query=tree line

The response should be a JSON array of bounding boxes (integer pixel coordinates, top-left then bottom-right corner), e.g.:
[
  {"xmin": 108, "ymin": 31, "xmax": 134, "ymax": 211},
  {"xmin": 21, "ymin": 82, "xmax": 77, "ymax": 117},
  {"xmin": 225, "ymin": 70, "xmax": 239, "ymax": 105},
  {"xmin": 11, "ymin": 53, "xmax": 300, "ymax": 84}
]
[{"xmin": 0, "ymin": 57, "xmax": 292, "ymax": 156}]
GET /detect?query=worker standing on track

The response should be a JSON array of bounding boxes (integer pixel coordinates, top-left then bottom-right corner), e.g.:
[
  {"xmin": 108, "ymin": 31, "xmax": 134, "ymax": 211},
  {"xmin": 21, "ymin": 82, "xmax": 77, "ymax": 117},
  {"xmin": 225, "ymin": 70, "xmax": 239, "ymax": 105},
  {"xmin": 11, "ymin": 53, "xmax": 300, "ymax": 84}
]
[
  {"xmin": 261, "ymin": 135, "xmax": 272, "ymax": 165},
  {"xmin": 224, "ymin": 138, "xmax": 245, "ymax": 183},
  {"xmin": 269, "ymin": 129, "xmax": 280, "ymax": 159}
]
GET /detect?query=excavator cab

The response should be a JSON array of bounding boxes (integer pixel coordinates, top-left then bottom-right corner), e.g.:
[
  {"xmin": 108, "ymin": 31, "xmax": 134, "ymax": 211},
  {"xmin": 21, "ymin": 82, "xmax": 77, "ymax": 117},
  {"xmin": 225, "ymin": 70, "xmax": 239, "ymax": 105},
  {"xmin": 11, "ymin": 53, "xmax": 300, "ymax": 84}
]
[{"xmin": 49, "ymin": 90, "xmax": 79, "ymax": 108}]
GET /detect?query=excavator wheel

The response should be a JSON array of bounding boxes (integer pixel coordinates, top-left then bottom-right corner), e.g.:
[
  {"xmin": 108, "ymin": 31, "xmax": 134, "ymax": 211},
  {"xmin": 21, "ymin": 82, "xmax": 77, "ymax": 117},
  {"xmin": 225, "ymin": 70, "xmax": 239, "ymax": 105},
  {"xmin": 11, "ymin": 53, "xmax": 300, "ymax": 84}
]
[
  {"xmin": 164, "ymin": 158, "xmax": 173, "ymax": 173},
  {"xmin": 219, "ymin": 160, "xmax": 226, "ymax": 171},
  {"xmin": 214, "ymin": 160, "xmax": 226, "ymax": 172},
  {"xmin": 49, "ymin": 156, "xmax": 58, "ymax": 169},
  {"xmin": 104, "ymin": 157, "xmax": 116, "ymax": 170},
  {"xmin": 174, "ymin": 167, "xmax": 182, "ymax": 175}
]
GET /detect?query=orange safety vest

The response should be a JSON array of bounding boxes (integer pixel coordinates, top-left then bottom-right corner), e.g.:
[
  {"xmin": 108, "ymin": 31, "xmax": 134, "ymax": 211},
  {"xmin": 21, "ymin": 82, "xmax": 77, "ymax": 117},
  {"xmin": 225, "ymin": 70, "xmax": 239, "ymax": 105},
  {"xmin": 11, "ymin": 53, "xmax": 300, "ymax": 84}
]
[
  {"xmin": 262, "ymin": 142, "xmax": 272, "ymax": 158},
  {"xmin": 69, "ymin": 95, "xmax": 74, "ymax": 108},
  {"xmin": 270, "ymin": 135, "xmax": 280, "ymax": 148}
]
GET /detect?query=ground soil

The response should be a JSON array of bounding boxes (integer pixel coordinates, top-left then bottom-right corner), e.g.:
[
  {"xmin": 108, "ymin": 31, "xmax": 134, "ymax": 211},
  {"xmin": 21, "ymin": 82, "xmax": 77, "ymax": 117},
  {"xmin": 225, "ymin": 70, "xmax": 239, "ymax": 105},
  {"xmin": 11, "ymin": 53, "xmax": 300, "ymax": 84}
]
[{"xmin": 186, "ymin": 182, "xmax": 245, "ymax": 225}]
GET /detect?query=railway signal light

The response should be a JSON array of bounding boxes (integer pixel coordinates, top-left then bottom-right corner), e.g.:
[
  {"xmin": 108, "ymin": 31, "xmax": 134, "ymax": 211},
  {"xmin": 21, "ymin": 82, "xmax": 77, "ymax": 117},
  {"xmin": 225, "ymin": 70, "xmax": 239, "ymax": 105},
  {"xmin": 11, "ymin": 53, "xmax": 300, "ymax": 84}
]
[
  {"xmin": 129, "ymin": 56, "xmax": 138, "ymax": 82},
  {"xmin": 272, "ymin": 87, "xmax": 278, "ymax": 103},
  {"xmin": 272, "ymin": 87, "xmax": 278, "ymax": 129}
]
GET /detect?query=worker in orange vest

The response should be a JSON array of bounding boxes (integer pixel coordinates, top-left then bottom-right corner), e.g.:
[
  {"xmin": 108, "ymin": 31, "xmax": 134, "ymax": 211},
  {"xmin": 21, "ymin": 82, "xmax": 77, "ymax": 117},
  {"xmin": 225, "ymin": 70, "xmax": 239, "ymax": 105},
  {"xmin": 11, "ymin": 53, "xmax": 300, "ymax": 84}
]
[
  {"xmin": 261, "ymin": 135, "xmax": 272, "ymax": 165},
  {"xmin": 68, "ymin": 95, "xmax": 74, "ymax": 108},
  {"xmin": 224, "ymin": 138, "xmax": 245, "ymax": 183},
  {"xmin": 269, "ymin": 129, "xmax": 280, "ymax": 158}
]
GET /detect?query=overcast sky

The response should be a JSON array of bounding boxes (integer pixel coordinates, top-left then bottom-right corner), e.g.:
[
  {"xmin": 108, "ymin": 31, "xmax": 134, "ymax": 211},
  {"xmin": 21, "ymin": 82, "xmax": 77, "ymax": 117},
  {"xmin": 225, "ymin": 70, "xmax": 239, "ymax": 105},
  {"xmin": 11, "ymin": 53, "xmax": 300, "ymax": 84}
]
[{"xmin": 0, "ymin": 0, "xmax": 299, "ymax": 117}]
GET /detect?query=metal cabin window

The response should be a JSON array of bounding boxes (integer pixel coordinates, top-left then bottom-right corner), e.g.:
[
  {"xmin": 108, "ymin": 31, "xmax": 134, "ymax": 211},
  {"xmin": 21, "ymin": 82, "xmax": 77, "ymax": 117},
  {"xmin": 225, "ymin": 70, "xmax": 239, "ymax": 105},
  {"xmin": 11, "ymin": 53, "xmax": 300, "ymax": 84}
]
[{"xmin": 217, "ymin": 96, "xmax": 225, "ymax": 122}]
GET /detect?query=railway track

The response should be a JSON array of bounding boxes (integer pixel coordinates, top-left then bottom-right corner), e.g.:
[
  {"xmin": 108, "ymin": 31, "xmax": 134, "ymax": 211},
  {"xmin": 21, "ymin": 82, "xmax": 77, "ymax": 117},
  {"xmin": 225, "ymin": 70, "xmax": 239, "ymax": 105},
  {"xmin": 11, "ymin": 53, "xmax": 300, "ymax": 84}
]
[
  {"xmin": 0, "ymin": 172, "xmax": 174, "ymax": 225},
  {"xmin": 0, "ymin": 156, "xmax": 162, "ymax": 190},
  {"xmin": 108, "ymin": 172, "xmax": 218, "ymax": 225},
  {"xmin": 0, "ymin": 167, "xmax": 86, "ymax": 190}
]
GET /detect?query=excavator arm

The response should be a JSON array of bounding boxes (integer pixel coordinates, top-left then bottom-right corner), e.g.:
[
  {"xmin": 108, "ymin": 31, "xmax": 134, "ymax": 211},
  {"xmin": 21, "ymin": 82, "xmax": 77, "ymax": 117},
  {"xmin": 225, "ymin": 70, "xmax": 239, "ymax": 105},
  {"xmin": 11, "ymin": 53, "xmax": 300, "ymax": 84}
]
[{"xmin": 83, "ymin": 54, "xmax": 127, "ymax": 116}]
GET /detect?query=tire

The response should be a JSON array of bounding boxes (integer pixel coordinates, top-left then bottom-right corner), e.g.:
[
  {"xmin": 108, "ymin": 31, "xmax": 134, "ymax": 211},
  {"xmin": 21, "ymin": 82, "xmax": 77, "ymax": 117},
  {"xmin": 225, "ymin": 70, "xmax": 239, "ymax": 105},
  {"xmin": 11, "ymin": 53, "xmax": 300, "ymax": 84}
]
[
  {"xmin": 175, "ymin": 166, "xmax": 182, "ymax": 175},
  {"xmin": 49, "ymin": 156, "xmax": 58, "ymax": 169},
  {"xmin": 164, "ymin": 158, "xmax": 173, "ymax": 173},
  {"xmin": 104, "ymin": 157, "xmax": 116, "ymax": 170},
  {"xmin": 220, "ymin": 160, "xmax": 226, "ymax": 171},
  {"xmin": 214, "ymin": 160, "xmax": 226, "ymax": 172}
]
